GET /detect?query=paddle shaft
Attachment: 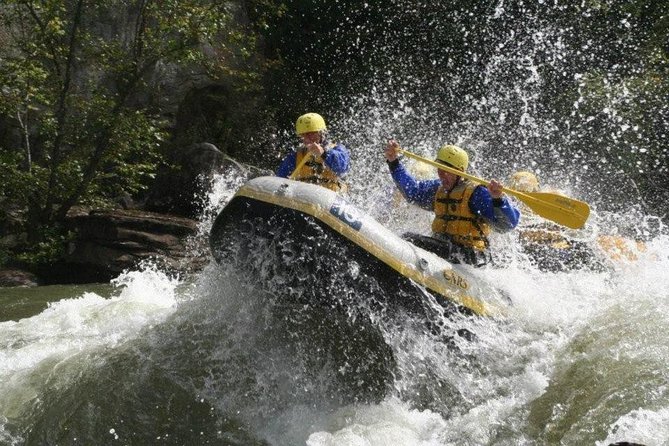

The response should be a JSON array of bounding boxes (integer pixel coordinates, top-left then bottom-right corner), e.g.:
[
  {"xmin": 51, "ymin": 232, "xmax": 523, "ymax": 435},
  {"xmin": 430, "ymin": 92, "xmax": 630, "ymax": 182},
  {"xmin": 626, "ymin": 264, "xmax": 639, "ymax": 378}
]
[{"xmin": 399, "ymin": 149, "xmax": 520, "ymax": 197}]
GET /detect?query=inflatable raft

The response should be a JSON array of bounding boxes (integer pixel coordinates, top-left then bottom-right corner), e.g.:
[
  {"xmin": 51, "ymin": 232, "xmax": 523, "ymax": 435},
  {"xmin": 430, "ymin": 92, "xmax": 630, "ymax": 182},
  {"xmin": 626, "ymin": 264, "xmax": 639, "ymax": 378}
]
[
  {"xmin": 515, "ymin": 221, "xmax": 646, "ymax": 272},
  {"xmin": 209, "ymin": 176, "xmax": 510, "ymax": 318}
]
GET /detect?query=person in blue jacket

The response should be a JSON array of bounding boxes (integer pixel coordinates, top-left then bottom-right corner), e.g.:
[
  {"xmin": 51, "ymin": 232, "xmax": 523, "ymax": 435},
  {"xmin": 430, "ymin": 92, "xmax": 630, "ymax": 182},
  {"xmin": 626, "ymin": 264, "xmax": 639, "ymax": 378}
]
[
  {"xmin": 276, "ymin": 113, "xmax": 350, "ymax": 193},
  {"xmin": 384, "ymin": 139, "xmax": 520, "ymax": 266}
]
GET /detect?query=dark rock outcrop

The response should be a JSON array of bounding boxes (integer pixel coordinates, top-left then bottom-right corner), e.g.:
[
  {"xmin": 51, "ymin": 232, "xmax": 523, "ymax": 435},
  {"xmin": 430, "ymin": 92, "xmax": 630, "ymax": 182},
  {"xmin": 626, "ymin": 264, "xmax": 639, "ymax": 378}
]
[
  {"xmin": 1, "ymin": 149, "xmax": 268, "ymax": 286},
  {"xmin": 0, "ymin": 268, "xmax": 40, "ymax": 287},
  {"xmin": 145, "ymin": 142, "xmax": 269, "ymax": 218},
  {"xmin": 50, "ymin": 208, "xmax": 207, "ymax": 284}
]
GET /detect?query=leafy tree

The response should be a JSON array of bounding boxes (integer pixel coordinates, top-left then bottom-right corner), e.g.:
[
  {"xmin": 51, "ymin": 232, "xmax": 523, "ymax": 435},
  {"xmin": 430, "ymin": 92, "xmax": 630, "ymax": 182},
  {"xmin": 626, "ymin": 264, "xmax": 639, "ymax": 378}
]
[{"xmin": 0, "ymin": 0, "xmax": 237, "ymax": 245}]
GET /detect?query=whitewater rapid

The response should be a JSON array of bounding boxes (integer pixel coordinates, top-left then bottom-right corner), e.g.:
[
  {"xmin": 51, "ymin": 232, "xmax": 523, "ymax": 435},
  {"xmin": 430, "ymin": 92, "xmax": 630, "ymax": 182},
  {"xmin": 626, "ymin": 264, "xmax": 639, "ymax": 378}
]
[{"xmin": 1, "ymin": 169, "xmax": 667, "ymax": 445}]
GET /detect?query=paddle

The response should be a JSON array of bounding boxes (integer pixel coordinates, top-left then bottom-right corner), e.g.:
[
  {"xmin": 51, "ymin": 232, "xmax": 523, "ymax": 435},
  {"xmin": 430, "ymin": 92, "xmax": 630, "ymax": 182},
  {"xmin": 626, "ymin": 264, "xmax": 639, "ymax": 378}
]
[
  {"xmin": 397, "ymin": 149, "xmax": 590, "ymax": 229},
  {"xmin": 289, "ymin": 151, "xmax": 312, "ymax": 180}
]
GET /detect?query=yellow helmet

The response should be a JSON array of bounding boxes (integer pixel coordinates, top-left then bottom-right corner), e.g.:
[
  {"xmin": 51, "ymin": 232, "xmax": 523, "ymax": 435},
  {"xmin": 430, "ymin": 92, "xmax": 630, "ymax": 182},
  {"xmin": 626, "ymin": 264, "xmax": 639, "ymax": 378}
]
[
  {"xmin": 436, "ymin": 144, "xmax": 468, "ymax": 171},
  {"xmin": 295, "ymin": 113, "xmax": 327, "ymax": 135},
  {"xmin": 509, "ymin": 171, "xmax": 539, "ymax": 193}
]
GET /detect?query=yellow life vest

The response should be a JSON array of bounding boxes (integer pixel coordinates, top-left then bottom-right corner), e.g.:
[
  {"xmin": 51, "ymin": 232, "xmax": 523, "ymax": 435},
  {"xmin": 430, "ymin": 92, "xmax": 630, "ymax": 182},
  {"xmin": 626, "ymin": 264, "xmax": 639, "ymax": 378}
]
[
  {"xmin": 293, "ymin": 144, "xmax": 347, "ymax": 193},
  {"xmin": 431, "ymin": 180, "xmax": 491, "ymax": 251}
]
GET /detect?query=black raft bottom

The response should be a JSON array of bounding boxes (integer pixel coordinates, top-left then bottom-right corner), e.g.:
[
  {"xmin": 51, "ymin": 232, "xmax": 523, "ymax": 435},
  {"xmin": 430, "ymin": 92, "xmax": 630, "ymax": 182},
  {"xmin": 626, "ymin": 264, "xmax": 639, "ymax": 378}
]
[{"xmin": 210, "ymin": 195, "xmax": 469, "ymax": 320}]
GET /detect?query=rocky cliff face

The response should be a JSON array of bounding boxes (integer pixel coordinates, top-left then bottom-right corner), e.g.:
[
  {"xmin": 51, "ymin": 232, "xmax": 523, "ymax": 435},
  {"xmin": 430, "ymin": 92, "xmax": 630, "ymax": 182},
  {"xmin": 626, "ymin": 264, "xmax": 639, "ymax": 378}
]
[
  {"xmin": 144, "ymin": 141, "xmax": 270, "ymax": 217},
  {"xmin": 1, "ymin": 206, "xmax": 202, "ymax": 286}
]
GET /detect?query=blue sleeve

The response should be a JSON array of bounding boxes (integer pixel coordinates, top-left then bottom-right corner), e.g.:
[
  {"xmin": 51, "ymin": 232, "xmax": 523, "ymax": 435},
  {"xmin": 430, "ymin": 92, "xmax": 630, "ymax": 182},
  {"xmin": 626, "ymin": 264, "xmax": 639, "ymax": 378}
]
[
  {"xmin": 469, "ymin": 186, "xmax": 520, "ymax": 232},
  {"xmin": 275, "ymin": 151, "xmax": 297, "ymax": 178},
  {"xmin": 389, "ymin": 161, "xmax": 440, "ymax": 211},
  {"xmin": 323, "ymin": 143, "xmax": 350, "ymax": 175}
]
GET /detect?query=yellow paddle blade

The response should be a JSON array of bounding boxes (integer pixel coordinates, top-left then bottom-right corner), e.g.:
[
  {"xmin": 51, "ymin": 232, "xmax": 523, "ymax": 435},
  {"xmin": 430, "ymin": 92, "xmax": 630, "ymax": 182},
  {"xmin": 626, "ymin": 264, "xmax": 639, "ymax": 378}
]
[
  {"xmin": 397, "ymin": 148, "xmax": 591, "ymax": 229},
  {"xmin": 506, "ymin": 190, "xmax": 590, "ymax": 229}
]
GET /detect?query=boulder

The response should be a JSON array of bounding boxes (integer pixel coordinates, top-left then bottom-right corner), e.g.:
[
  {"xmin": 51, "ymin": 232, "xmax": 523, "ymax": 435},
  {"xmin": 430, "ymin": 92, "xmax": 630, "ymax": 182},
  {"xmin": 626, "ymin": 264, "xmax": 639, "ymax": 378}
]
[
  {"xmin": 55, "ymin": 208, "xmax": 206, "ymax": 284},
  {"xmin": 0, "ymin": 268, "xmax": 40, "ymax": 287}
]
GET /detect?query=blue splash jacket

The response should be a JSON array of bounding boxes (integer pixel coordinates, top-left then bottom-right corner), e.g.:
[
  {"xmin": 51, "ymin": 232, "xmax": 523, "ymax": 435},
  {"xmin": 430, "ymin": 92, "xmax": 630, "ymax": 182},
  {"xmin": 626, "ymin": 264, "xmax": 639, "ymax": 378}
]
[{"xmin": 388, "ymin": 159, "xmax": 520, "ymax": 233}]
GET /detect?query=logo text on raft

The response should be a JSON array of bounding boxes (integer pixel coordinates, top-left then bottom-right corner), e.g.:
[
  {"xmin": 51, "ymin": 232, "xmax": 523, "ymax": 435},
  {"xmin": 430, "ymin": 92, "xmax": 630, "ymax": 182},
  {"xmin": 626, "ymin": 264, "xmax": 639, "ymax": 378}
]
[
  {"xmin": 443, "ymin": 270, "xmax": 469, "ymax": 289},
  {"xmin": 330, "ymin": 197, "xmax": 363, "ymax": 231}
]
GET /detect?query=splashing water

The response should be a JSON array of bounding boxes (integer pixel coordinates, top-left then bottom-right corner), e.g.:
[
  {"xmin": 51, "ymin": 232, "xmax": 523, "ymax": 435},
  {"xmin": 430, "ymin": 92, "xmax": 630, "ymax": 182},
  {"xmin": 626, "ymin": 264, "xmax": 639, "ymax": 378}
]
[
  {"xmin": 1, "ymin": 165, "xmax": 668, "ymax": 445},
  {"xmin": 0, "ymin": 267, "xmax": 181, "ymax": 445},
  {"xmin": 2, "ymin": 1, "xmax": 668, "ymax": 445}
]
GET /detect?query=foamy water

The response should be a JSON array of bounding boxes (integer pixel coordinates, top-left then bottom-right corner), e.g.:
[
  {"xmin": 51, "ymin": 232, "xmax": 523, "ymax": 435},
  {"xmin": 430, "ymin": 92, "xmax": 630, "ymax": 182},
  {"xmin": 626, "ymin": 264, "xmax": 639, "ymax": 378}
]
[
  {"xmin": 1, "ymin": 0, "xmax": 667, "ymax": 439},
  {"xmin": 1, "ymin": 168, "xmax": 668, "ymax": 445},
  {"xmin": 0, "ymin": 267, "xmax": 181, "ymax": 444}
]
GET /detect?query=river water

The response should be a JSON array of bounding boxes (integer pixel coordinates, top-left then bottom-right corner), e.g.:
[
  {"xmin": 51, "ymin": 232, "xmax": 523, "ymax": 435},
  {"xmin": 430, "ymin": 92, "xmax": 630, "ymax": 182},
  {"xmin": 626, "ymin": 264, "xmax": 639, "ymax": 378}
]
[
  {"xmin": 1, "ymin": 166, "xmax": 668, "ymax": 445},
  {"xmin": 3, "ymin": 2, "xmax": 668, "ymax": 444}
]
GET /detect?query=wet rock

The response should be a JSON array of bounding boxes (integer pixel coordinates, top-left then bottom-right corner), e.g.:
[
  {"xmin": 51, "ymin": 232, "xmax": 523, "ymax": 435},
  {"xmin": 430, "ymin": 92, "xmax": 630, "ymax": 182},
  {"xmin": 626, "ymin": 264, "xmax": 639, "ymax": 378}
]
[
  {"xmin": 53, "ymin": 208, "xmax": 207, "ymax": 284},
  {"xmin": 0, "ymin": 268, "xmax": 40, "ymax": 287}
]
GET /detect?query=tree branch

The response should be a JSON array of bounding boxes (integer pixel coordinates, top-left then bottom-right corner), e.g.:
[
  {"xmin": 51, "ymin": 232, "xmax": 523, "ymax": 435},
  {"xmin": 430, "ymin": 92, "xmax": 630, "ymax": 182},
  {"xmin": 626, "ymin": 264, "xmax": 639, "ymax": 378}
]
[{"xmin": 41, "ymin": 0, "xmax": 85, "ymax": 222}]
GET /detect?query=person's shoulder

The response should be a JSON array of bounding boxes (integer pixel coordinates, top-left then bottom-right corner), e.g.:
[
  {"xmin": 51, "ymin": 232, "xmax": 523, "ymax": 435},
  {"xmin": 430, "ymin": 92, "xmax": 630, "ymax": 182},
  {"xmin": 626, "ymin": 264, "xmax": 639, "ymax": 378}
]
[
  {"xmin": 469, "ymin": 183, "xmax": 492, "ymax": 201},
  {"xmin": 470, "ymin": 182, "xmax": 488, "ymax": 193},
  {"xmin": 327, "ymin": 140, "xmax": 348, "ymax": 150}
]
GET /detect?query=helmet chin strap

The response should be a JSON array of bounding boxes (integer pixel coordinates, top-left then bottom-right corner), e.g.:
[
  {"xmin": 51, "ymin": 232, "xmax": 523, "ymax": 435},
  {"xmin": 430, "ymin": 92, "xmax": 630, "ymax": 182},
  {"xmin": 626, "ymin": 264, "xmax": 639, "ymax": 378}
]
[{"xmin": 442, "ymin": 175, "xmax": 463, "ymax": 192}]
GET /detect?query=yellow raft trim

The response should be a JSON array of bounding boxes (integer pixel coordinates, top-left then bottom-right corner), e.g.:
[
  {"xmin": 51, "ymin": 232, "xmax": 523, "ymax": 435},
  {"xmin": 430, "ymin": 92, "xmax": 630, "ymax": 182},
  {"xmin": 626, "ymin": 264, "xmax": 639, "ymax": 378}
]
[{"xmin": 237, "ymin": 185, "xmax": 495, "ymax": 317}]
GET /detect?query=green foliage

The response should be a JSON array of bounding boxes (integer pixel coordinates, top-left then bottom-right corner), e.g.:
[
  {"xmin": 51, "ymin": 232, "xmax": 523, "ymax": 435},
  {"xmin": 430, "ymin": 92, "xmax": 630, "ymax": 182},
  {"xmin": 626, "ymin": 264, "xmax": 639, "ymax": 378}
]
[
  {"xmin": 14, "ymin": 225, "xmax": 72, "ymax": 269},
  {"xmin": 0, "ymin": 151, "xmax": 36, "ymax": 204},
  {"xmin": 0, "ymin": 0, "xmax": 237, "ymax": 238}
]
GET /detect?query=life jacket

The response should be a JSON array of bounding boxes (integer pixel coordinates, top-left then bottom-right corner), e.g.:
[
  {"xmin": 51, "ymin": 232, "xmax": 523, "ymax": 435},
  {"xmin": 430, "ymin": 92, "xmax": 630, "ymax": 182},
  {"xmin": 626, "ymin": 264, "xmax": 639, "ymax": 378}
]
[
  {"xmin": 293, "ymin": 143, "xmax": 347, "ymax": 193},
  {"xmin": 431, "ymin": 179, "xmax": 491, "ymax": 251}
]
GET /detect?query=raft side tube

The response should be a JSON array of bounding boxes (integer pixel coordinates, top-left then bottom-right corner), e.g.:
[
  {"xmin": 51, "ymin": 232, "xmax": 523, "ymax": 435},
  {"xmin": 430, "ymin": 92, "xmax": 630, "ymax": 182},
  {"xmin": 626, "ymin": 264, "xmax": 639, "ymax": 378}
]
[{"xmin": 210, "ymin": 176, "xmax": 507, "ymax": 316}]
